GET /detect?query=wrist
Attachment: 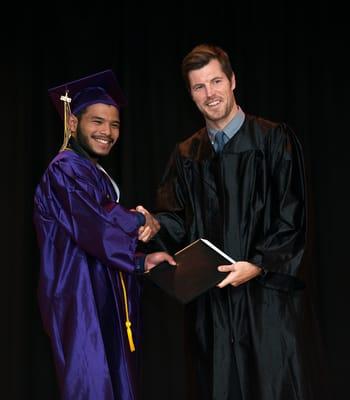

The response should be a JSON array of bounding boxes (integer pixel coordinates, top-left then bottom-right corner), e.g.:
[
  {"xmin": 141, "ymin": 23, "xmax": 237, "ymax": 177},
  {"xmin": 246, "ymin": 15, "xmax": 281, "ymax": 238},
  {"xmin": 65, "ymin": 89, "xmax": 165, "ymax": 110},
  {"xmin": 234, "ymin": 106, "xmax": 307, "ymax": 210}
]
[
  {"xmin": 135, "ymin": 212, "xmax": 146, "ymax": 227},
  {"xmin": 135, "ymin": 255, "xmax": 146, "ymax": 274}
]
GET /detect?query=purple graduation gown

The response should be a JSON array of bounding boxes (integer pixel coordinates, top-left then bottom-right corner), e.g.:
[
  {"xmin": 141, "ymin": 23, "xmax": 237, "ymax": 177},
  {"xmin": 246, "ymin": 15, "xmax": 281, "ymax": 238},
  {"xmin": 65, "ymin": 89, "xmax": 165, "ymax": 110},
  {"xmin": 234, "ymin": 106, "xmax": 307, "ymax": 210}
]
[{"xmin": 33, "ymin": 149, "xmax": 142, "ymax": 400}]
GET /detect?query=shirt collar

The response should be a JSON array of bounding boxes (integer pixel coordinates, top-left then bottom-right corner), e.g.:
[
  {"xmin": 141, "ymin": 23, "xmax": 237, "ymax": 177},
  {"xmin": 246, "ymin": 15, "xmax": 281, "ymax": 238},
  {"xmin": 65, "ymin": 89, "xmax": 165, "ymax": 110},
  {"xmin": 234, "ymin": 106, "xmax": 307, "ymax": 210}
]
[{"xmin": 207, "ymin": 106, "xmax": 245, "ymax": 143}]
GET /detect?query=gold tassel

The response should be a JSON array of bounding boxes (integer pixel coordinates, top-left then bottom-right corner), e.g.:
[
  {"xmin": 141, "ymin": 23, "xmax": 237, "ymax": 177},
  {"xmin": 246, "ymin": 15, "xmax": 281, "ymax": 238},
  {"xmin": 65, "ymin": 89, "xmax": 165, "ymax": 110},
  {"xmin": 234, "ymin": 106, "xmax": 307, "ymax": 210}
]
[
  {"xmin": 125, "ymin": 321, "xmax": 136, "ymax": 352},
  {"xmin": 118, "ymin": 271, "xmax": 136, "ymax": 352},
  {"xmin": 59, "ymin": 91, "xmax": 72, "ymax": 151}
]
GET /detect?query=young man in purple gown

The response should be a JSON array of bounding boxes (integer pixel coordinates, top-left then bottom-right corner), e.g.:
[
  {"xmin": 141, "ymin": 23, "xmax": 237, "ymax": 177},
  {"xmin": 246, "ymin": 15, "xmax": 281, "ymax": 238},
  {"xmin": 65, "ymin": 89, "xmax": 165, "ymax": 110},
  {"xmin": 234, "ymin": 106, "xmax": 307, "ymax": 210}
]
[{"xmin": 33, "ymin": 70, "xmax": 175, "ymax": 400}]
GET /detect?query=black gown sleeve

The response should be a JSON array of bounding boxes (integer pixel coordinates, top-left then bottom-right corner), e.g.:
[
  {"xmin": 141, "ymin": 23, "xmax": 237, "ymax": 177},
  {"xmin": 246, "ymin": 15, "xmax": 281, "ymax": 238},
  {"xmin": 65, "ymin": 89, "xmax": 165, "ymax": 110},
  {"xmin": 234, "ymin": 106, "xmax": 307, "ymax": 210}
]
[
  {"xmin": 154, "ymin": 145, "xmax": 189, "ymax": 254},
  {"xmin": 250, "ymin": 124, "xmax": 307, "ymax": 290}
]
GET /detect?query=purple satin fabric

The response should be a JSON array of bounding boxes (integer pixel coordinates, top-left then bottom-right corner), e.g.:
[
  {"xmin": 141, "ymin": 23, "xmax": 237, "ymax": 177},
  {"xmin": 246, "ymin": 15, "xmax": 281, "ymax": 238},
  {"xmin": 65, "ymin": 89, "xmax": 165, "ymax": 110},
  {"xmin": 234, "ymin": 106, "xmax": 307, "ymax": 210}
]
[{"xmin": 33, "ymin": 150, "xmax": 142, "ymax": 400}]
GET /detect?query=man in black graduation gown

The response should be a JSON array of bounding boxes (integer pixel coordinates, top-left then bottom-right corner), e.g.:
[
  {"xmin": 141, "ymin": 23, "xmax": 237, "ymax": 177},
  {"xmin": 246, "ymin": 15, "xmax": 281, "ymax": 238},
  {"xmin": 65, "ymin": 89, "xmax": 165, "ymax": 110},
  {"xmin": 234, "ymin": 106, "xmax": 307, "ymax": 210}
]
[{"xmin": 154, "ymin": 44, "xmax": 328, "ymax": 399}]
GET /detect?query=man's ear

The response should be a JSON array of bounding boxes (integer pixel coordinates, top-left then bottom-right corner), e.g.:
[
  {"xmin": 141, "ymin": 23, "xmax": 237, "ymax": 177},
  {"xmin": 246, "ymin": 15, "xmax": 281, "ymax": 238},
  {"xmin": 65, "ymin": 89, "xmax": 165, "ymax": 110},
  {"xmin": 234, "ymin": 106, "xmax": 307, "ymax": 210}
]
[
  {"xmin": 68, "ymin": 114, "xmax": 78, "ymax": 137},
  {"xmin": 230, "ymin": 73, "xmax": 236, "ymax": 91}
]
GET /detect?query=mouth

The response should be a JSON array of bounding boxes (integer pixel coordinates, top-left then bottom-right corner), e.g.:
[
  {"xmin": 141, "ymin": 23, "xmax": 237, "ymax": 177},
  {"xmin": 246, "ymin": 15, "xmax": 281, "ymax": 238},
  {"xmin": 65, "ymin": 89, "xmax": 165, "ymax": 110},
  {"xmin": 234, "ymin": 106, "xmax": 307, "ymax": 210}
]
[
  {"xmin": 206, "ymin": 99, "xmax": 221, "ymax": 108},
  {"xmin": 93, "ymin": 136, "xmax": 113, "ymax": 146}
]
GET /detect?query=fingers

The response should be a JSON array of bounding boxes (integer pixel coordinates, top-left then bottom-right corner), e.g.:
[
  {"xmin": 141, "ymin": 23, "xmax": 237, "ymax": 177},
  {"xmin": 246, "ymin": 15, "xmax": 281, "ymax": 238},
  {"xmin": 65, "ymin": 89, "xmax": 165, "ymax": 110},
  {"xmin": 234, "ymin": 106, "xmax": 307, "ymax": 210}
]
[
  {"xmin": 216, "ymin": 263, "xmax": 237, "ymax": 288},
  {"xmin": 217, "ymin": 262, "xmax": 261, "ymax": 288},
  {"xmin": 138, "ymin": 226, "xmax": 152, "ymax": 242},
  {"xmin": 162, "ymin": 253, "xmax": 176, "ymax": 266},
  {"xmin": 217, "ymin": 263, "xmax": 235, "ymax": 272},
  {"xmin": 144, "ymin": 252, "xmax": 176, "ymax": 272},
  {"xmin": 216, "ymin": 271, "xmax": 234, "ymax": 288},
  {"xmin": 136, "ymin": 205, "xmax": 160, "ymax": 241},
  {"xmin": 136, "ymin": 205, "xmax": 147, "ymax": 215}
]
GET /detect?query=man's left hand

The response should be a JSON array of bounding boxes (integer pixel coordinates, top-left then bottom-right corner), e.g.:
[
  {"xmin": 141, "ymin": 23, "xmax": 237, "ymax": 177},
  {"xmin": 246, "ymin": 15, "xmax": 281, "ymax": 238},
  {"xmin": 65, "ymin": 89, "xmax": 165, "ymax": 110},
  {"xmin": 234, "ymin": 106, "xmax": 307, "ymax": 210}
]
[{"xmin": 216, "ymin": 261, "xmax": 262, "ymax": 288}]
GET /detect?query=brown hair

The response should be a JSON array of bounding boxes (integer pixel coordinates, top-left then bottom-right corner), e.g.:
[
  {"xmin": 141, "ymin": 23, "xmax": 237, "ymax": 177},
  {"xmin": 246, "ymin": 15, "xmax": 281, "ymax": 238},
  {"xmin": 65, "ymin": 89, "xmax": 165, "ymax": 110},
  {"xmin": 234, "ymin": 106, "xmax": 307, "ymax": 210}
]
[{"xmin": 181, "ymin": 44, "xmax": 234, "ymax": 90}]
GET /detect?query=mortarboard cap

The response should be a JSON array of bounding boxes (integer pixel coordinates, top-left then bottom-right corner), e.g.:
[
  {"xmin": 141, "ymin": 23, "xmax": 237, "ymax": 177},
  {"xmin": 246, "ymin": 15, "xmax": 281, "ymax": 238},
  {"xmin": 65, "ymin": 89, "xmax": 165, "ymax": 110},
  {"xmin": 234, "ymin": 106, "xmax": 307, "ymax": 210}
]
[
  {"xmin": 48, "ymin": 69, "xmax": 127, "ymax": 120},
  {"xmin": 48, "ymin": 69, "xmax": 127, "ymax": 151}
]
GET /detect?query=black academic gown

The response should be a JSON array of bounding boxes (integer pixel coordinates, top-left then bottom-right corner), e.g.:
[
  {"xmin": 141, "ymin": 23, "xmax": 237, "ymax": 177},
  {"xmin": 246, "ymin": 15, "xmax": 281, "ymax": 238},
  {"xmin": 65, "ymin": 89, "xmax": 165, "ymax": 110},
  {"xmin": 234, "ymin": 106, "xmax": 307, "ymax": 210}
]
[{"xmin": 155, "ymin": 115, "xmax": 328, "ymax": 400}]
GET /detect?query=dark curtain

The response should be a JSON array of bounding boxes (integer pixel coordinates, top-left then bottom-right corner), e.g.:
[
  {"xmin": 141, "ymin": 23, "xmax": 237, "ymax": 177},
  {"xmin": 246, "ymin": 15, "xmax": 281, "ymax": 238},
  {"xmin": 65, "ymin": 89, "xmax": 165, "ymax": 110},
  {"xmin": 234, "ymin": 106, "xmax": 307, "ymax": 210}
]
[{"xmin": 3, "ymin": 2, "xmax": 349, "ymax": 399}]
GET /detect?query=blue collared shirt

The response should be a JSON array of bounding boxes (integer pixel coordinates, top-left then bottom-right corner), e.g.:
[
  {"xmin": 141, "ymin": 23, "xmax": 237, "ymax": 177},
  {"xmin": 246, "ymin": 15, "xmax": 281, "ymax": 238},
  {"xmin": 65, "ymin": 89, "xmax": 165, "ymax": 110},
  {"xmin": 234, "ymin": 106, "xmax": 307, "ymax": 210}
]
[{"xmin": 207, "ymin": 106, "xmax": 245, "ymax": 147}]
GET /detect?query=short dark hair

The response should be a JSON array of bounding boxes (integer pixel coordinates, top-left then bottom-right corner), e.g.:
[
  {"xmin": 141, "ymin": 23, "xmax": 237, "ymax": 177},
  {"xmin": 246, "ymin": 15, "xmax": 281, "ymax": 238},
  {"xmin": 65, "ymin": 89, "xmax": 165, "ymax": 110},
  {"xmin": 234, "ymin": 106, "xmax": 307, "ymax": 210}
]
[{"xmin": 181, "ymin": 44, "xmax": 234, "ymax": 91}]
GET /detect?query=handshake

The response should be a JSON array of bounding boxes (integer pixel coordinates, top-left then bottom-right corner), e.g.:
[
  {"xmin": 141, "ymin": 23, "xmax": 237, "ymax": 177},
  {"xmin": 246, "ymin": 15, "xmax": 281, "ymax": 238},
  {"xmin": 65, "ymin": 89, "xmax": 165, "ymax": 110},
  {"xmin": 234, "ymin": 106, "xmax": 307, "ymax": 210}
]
[
  {"xmin": 134, "ymin": 205, "xmax": 161, "ymax": 243},
  {"xmin": 132, "ymin": 205, "xmax": 176, "ymax": 273}
]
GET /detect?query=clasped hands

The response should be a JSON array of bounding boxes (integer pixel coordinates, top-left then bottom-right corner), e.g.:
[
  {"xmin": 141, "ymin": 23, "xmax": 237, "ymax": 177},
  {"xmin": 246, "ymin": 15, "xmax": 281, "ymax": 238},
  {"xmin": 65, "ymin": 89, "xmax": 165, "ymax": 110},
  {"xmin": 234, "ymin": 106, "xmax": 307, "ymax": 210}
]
[{"xmin": 134, "ymin": 205, "xmax": 160, "ymax": 242}]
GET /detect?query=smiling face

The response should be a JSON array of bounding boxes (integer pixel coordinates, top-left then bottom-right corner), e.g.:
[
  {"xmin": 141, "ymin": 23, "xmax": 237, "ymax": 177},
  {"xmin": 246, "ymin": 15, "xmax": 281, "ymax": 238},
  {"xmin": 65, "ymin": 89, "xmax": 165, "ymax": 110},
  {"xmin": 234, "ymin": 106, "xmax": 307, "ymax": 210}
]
[
  {"xmin": 188, "ymin": 58, "xmax": 237, "ymax": 130},
  {"xmin": 69, "ymin": 103, "xmax": 120, "ymax": 161}
]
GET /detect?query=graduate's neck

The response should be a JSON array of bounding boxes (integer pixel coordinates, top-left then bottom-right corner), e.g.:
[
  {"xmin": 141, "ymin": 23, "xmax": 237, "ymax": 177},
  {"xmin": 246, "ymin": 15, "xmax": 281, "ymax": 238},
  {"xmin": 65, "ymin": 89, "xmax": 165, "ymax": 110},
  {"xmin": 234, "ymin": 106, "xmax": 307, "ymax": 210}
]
[{"xmin": 68, "ymin": 137, "xmax": 99, "ymax": 164}]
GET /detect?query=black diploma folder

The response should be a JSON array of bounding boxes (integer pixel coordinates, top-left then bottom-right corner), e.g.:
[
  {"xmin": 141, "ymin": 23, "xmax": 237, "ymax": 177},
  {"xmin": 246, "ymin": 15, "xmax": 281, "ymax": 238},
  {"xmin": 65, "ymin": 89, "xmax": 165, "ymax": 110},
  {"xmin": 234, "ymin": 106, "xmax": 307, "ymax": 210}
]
[{"xmin": 146, "ymin": 238, "xmax": 235, "ymax": 304}]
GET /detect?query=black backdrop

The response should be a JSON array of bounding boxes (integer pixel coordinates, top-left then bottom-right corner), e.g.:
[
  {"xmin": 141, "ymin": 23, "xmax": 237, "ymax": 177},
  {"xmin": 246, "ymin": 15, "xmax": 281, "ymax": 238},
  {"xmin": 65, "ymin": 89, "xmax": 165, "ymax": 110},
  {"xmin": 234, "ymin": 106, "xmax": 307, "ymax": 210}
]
[{"xmin": 4, "ymin": 2, "xmax": 349, "ymax": 399}]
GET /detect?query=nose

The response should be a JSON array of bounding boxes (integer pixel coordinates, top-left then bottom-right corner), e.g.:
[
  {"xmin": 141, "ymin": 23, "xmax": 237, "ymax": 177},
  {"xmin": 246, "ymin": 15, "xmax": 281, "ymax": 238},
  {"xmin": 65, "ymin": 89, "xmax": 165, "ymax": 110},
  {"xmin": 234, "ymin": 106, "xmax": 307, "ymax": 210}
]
[
  {"xmin": 205, "ymin": 84, "xmax": 214, "ymax": 98},
  {"xmin": 100, "ymin": 122, "xmax": 112, "ymax": 136}
]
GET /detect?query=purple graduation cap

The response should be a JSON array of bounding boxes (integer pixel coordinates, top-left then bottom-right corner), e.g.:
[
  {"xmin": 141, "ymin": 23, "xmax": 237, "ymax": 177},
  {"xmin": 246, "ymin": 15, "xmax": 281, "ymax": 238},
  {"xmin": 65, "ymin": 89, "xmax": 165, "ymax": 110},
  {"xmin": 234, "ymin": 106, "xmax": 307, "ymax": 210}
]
[
  {"xmin": 48, "ymin": 69, "xmax": 127, "ymax": 120},
  {"xmin": 48, "ymin": 69, "xmax": 127, "ymax": 150}
]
